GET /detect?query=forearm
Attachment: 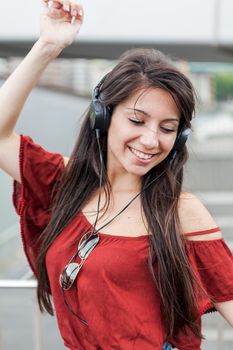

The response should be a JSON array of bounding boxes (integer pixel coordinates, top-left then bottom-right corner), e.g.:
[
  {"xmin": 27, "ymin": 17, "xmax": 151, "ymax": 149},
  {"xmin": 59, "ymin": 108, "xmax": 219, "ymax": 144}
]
[
  {"xmin": 215, "ymin": 300, "xmax": 233, "ymax": 327},
  {"xmin": 0, "ymin": 39, "xmax": 61, "ymax": 139}
]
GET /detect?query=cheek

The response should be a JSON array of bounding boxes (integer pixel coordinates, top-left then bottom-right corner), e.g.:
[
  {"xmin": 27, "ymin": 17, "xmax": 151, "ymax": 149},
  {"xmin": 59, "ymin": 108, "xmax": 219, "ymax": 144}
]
[
  {"xmin": 107, "ymin": 127, "xmax": 122, "ymax": 156},
  {"xmin": 108, "ymin": 121, "xmax": 133, "ymax": 149},
  {"xmin": 160, "ymin": 135, "xmax": 177, "ymax": 152}
]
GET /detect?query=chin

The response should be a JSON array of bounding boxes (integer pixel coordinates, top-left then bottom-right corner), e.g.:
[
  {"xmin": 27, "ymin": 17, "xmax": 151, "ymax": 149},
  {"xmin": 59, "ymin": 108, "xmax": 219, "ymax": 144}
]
[{"xmin": 126, "ymin": 164, "xmax": 156, "ymax": 177}]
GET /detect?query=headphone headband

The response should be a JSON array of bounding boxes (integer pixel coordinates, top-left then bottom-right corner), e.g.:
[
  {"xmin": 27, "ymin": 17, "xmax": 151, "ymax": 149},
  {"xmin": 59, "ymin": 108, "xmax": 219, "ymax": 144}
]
[{"xmin": 90, "ymin": 76, "xmax": 190, "ymax": 160}]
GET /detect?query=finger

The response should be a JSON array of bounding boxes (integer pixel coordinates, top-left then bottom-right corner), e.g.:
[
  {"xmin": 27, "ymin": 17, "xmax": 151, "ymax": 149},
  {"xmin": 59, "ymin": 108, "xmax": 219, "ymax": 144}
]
[
  {"xmin": 70, "ymin": 3, "xmax": 84, "ymax": 24},
  {"xmin": 44, "ymin": 0, "xmax": 84, "ymax": 23},
  {"xmin": 47, "ymin": 1, "xmax": 62, "ymax": 9},
  {"xmin": 70, "ymin": 2, "xmax": 83, "ymax": 16},
  {"xmin": 43, "ymin": 0, "xmax": 63, "ymax": 5},
  {"xmin": 62, "ymin": 0, "xmax": 70, "ymax": 12},
  {"xmin": 42, "ymin": 0, "xmax": 49, "ymax": 8},
  {"xmin": 43, "ymin": 0, "xmax": 68, "ymax": 10}
]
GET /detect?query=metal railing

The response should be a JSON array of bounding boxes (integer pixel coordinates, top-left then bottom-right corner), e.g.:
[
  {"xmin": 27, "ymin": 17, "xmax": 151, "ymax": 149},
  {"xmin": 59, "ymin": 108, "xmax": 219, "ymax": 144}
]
[
  {"xmin": 0, "ymin": 279, "xmax": 43, "ymax": 350},
  {"xmin": 0, "ymin": 280, "xmax": 232, "ymax": 350}
]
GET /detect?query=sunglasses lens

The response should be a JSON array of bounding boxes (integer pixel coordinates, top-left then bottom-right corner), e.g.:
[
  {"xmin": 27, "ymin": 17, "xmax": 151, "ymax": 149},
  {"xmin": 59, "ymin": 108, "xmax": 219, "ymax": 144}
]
[
  {"xmin": 78, "ymin": 233, "xmax": 100, "ymax": 260},
  {"xmin": 60, "ymin": 233, "xmax": 100, "ymax": 291},
  {"xmin": 59, "ymin": 262, "xmax": 80, "ymax": 290}
]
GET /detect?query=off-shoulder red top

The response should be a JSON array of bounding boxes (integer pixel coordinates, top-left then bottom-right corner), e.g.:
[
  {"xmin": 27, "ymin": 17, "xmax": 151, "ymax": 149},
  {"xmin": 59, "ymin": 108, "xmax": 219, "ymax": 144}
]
[{"xmin": 13, "ymin": 135, "xmax": 233, "ymax": 350}]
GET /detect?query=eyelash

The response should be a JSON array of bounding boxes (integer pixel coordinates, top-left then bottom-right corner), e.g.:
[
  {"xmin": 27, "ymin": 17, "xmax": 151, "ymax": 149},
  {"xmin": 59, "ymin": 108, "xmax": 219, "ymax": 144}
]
[
  {"xmin": 161, "ymin": 127, "xmax": 176, "ymax": 133},
  {"xmin": 129, "ymin": 119, "xmax": 176, "ymax": 133},
  {"xmin": 128, "ymin": 118, "xmax": 144, "ymax": 125}
]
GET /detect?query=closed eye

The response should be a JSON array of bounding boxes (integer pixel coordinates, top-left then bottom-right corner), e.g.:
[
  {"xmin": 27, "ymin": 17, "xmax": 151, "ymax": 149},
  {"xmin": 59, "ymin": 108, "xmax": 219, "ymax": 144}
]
[
  {"xmin": 161, "ymin": 127, "xmax": 177, "ymax": 133},
  {"xmin": 128, "ymin": 118, "xmax": 144, "ymax": 125}
]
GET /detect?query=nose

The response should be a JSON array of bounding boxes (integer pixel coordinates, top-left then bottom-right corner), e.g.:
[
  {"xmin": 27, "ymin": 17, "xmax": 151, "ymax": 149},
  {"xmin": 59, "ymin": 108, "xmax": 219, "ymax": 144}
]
[{"xmin": 140, "ymin": 127, "xmax": 159, "ymax": 149}]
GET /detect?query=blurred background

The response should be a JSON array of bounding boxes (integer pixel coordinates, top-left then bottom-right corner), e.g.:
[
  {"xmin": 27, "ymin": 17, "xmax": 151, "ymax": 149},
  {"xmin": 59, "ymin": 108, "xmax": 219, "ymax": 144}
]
[{"xmin": 0, "ymin": 0, "xmax": 233, "ymax": 349}]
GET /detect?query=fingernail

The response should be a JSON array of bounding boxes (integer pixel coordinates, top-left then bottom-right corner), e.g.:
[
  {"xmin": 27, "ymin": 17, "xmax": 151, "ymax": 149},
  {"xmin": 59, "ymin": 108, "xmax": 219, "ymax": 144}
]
[
  {"xmin": 72, "ymin": 10, "xmax": 78, "ymax": 17},
  {"xmin": 48, "ymin": 0, "xmax": 54, "ymax": 8},
  {"xmin": 64, "ymin": 4, "xmax": 70, "ymax": 12},
  {"xmin": 78, "ymin": 9, "xmax": 83, "ymax": 17}
]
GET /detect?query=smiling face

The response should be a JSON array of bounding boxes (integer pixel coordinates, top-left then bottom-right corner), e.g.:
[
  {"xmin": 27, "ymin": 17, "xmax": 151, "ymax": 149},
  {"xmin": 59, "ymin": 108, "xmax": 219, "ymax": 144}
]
[{"xmin": 107, "ymin": 87, "xmax": 180, "ymax": 179}]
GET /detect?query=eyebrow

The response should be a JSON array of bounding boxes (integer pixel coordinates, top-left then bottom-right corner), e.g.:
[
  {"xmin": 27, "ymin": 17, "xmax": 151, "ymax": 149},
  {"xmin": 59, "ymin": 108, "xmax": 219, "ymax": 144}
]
[{"xmin": 126, "ymin": 108, "xmax": 179, "ymax": 122}]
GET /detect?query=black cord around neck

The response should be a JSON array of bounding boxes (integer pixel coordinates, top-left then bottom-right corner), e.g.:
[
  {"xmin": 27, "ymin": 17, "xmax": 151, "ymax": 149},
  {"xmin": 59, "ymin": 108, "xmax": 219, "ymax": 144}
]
[
  {"xmin": 63, "ymin": 132, "xmax": 171, "ymax": 326},
  {"xmin": 92, "ymin": 129, "xmax": 103, "ymax": 230},
  {"xmin": 93, "ymin": 130, "xmax": 168, "ymax": 235},
  {"xmin": 94, "ymin": 167, "xmax": 167, "ymax": 234}
]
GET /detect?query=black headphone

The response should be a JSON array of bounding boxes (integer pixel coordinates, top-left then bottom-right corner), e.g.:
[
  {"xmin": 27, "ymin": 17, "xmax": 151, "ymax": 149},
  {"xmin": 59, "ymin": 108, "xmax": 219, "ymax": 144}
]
[
  {"xmin": 169, "ymin": 126, "xmax": 190, "ymax": 162},
  {"xmin": 90, "ymin": 76, "xmax": 190, "ymax": 161},
  {"xmin": 90, "ymin": 76, "xmax": 112, "ymax": 133}
]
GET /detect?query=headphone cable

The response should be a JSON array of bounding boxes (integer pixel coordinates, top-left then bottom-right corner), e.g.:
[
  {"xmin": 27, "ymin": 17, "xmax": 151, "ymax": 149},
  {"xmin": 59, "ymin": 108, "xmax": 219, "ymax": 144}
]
[
  {"xmin": 93, "ymin": 130, "xmax": 167, "ymax": 235},
  {"xmin": 92, "ymin": 129, "xmax": 104, "ymax": 231}
]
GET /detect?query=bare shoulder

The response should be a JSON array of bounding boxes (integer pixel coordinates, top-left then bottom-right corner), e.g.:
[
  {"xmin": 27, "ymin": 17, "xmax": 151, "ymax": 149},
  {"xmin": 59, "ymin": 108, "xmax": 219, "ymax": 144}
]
[
  {"xmin": 0, "ymin": 133, "xmax": 21, "ymax": 182},
  {"xmin": 63, "ymin": 156, "xmax": 69, "ymax": 167},
  {"xmin": 178, "ymin": 192, "xmax": 222, "ymax": 240}
]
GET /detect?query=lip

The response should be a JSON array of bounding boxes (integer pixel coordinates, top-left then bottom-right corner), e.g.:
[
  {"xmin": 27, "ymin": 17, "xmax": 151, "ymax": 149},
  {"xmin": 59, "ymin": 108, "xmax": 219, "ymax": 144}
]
[
  {"xmin": 128, "ymin": 146, "xmax": 157, "ymax": 163},
  {"xmin": 130, "ymin": 147, "xmax": 154, "ymax": 156}
]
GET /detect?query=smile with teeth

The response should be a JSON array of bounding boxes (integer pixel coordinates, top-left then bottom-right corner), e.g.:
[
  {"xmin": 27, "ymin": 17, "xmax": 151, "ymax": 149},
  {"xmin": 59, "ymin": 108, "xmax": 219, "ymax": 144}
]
[{"xmin": 129, "ymin": 147, "xmax": 154, "ymax": 160}]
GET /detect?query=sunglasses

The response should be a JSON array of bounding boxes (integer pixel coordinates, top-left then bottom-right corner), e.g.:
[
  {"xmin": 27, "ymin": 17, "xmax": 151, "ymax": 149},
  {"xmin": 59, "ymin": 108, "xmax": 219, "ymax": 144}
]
[{"xmin": 59, "ymin": 231, "xmax": 100, "ymax": 290}]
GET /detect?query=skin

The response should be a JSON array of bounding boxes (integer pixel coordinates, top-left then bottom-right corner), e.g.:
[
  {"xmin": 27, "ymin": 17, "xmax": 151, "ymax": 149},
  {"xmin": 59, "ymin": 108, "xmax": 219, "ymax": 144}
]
[
  {"xmin": 0, "ymin": 0, "xmax": 232, "ymax": 343},
  {"xmin": 107, "ymin": 88, "xmax": 180, "ymax": 191}
]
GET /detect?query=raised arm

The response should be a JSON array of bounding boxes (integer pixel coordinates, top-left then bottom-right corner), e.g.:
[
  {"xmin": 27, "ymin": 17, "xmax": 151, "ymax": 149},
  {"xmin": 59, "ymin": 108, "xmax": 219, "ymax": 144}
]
[{"xmin": 0, "ymin": 0, "xmax": 83, "ymax": 181}]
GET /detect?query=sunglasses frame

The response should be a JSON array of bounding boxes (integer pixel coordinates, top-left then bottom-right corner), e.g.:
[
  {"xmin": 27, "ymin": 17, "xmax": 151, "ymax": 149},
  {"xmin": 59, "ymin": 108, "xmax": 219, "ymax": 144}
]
[{"xmin": 59, "ymin": 231, "xmax": 100, "ymax": 291}]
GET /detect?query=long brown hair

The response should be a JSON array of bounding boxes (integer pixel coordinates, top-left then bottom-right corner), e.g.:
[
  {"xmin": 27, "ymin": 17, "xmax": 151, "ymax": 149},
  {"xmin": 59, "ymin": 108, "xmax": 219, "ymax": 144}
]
[{"xmin": 36, "ymin": 48, "xmax": 202, "ymax": 340}]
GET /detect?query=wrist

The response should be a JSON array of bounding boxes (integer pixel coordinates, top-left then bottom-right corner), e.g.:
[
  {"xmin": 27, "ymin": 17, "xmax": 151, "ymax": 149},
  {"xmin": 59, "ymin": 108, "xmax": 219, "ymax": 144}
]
[{"xmin": 35, "ymin": 38, "xmax": 64, "ymax": 59}]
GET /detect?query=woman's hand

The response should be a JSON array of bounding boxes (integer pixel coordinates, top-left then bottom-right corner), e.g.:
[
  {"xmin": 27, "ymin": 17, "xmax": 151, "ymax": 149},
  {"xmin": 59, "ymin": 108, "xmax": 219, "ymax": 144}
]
[{"xmin": 40, "ymin": 0, "xmax": 84, "ymax": 50}]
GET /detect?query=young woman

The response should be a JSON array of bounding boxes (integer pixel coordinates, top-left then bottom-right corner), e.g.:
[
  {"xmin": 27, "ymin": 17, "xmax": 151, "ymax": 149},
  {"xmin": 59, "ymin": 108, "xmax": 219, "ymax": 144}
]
[{"xmin": 0, "ymin": 1, "xmax": 233, "ymax": 349}]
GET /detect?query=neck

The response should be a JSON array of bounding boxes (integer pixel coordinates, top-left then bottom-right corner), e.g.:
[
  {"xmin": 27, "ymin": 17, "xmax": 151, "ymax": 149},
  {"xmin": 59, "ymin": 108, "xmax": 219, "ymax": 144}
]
[{"xmin": 108, "ymin": 172, "xmax": 142, "ymax": 194}]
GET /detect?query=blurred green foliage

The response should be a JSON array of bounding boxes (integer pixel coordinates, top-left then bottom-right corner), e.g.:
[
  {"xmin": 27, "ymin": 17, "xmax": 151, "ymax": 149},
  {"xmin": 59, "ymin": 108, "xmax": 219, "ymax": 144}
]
[{"xmin": 213, "ymin": 72, "xmax": 233, "ymax": 101}]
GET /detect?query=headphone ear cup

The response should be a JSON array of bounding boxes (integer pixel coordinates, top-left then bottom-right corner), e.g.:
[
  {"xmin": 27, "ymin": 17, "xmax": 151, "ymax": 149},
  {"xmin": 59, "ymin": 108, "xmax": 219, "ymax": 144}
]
[
  {"xmin": 90, "ymin": 98, "xmax": 111, "ymax": 133},
  {"xmin": 90, "ymin": 74, "xmax": 112, "ymax": 133},
  {"xmin": 169, "ymin": 127, "xmax": 190, "ymax": 163},
  {"xmin": 173, "ymin": 127, "xmax": 190, "ymax": 153}
]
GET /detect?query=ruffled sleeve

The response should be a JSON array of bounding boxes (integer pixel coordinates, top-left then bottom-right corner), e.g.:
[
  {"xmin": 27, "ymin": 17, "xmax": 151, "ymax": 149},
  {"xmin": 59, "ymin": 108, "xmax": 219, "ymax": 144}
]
[
  {"xmin": 184, "ymin": 238, "xmax": 233, "ymax": 315},
  {"xmin": 13, "ymin": 135, "xmax": 65, "ymax": 275},
  {"xmin": 170, "ymin": 237, "xmax": 233, "ymax": 350}
]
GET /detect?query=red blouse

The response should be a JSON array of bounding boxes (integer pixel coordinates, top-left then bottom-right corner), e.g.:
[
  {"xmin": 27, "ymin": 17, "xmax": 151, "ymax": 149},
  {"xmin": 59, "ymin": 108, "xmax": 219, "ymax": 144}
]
[{"xmin": 13, "ymin": 135, "xmax": 233, "ymax": 350}]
